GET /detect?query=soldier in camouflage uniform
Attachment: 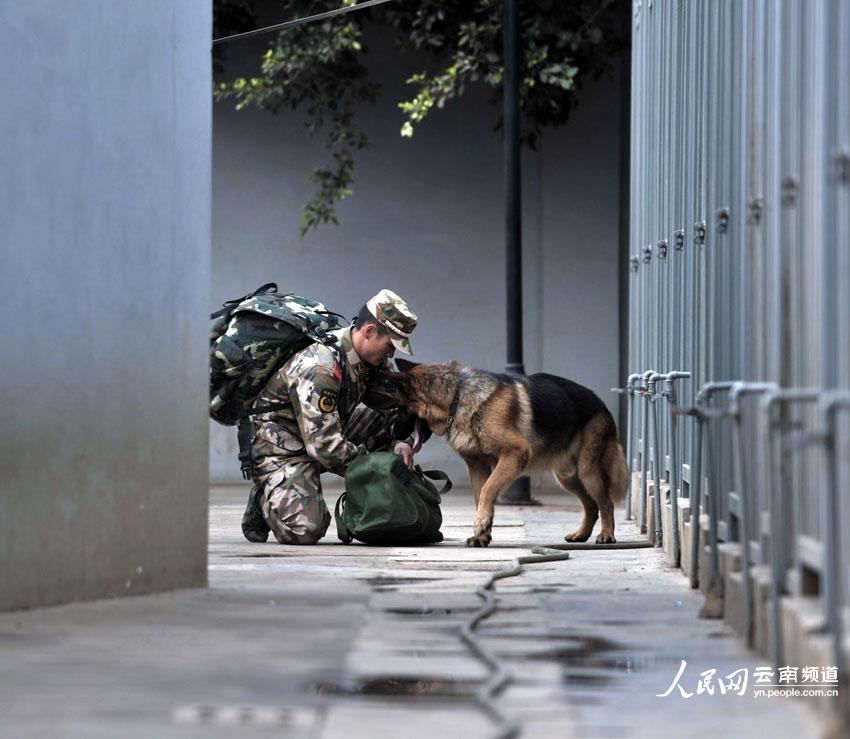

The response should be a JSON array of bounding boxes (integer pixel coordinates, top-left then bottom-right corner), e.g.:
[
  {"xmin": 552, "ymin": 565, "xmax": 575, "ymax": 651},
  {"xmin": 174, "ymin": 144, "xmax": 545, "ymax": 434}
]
[{"xmin": 242, "ymin": 289, "xmax": 423, "ymax": 544}]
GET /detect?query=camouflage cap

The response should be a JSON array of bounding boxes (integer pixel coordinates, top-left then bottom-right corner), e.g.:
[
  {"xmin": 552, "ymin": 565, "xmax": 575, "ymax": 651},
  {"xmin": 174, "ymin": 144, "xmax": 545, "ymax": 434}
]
[{"xmin": 366, "ymin": 289, "xmax": 417, "ymax": 355}]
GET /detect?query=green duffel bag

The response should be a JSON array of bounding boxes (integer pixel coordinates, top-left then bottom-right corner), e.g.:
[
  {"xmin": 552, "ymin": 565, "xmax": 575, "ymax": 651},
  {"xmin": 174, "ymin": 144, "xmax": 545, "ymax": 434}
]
[{"xmin": 334, "ymin": 452, "xmax": 452, "ymax": 545}]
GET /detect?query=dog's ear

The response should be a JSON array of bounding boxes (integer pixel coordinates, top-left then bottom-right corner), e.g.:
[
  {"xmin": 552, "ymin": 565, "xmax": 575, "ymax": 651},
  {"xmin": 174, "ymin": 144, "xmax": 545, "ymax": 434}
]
[
  {"xmin": 395, "ymin": 358, "xmax": 421, "ymax": 373},
  {"xmin": 372, "ymin": 370, "xmax": 410, "ymax": 407}
]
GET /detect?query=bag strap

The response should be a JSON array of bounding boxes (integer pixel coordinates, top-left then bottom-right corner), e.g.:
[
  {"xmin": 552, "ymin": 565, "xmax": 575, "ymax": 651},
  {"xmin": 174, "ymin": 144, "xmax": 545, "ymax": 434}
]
[
  {"xmin": 334, "ymin": 493, "xmax": 353, "ymax": 544},
  {"xmin": 416, "ymin": 467, "xmax": 453, "ymax": 494},
  {"xmin": 247, "ymin": 282, "xmax": 278, "ymax": 298},
  {"xmin": 210, "ymin": 282, "xmax": 279, "ymax": 320},
  {"xmin": 246, "ymin": 402, "xmax": 290, "ymax": 417},
  {"xmin": 316, "ymin": 309, "xmax": 348, "ymax": 324},
  {"xmin": 236, "ymin": 418, "xmax": 254, "ymax": 480}
]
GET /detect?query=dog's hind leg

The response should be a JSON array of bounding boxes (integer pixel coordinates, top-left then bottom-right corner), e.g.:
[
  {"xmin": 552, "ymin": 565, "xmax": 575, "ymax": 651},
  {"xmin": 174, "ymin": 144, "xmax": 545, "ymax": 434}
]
[
  {"xmin": 575, "ymin": 414, "xmax": 617, "ymax": 543},
  {"xmin": 466, "ymin": 448, "xmax": 529, "ymax": 548},
  {"xmin": 462, "ymin": 455, "xmax": 491, "ymax": 509},
  {"xmin": 577, "ymin": 464, "xmax": 616, "ymax": 544},
  {"xmin": 554, "ymin": 472, "xmax": 599, "ymax": 542}
]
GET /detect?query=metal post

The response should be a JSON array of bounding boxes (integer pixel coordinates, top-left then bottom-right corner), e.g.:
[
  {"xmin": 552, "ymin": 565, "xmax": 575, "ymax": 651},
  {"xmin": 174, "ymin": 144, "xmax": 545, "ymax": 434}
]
[
  {"xmin": 689, "ymin": 411, "xmax": 704, "ymax": 589},
  {"xmin": 729, "ymin": 381, "xmax": 777, "ymax": 646},
  {"xmin": 662, "ymin": 371, "xmax": 691, "ymax": 564},
  {"xmin": 648, "ymin": 373, "xmax": 664, "ymax": 546},
  {"xmin": 763, "ymin": 391, "xmax": 785, "ymax": 667},
  {"xmin": 504, "ymin": 0, "xmax": 522, "ymax": 379},
  {"xmin": 685, "ymin": 381, "xmax": 736, "ymax": 589},
  {"xmin": 761, "ymin": 388, "xmax": 822, "ymax": 667},
  {"xmin": 705, "ymin": 406, "xmax": 721, "ymax": 585},
  {"xmin": 822, "ymin": 392, "xmax": 850, "ymax": 679},
  {"xmin": 668, "ymin": 394, "xmax": 679, "ymax": 552},
  {"xmin": 498, "ymin": 0, "xmax": 533, "ymax": 505},
  {"xmin": 729, "ymin": 399, "xmax": 750, "ymax": 638},
  {"xmin": 625, "ymin": 372, "xmax": 642, "ymax": 520},
  {"xmin": 639, "ymin": 370, "xmax": 655, "ymax": 534}
]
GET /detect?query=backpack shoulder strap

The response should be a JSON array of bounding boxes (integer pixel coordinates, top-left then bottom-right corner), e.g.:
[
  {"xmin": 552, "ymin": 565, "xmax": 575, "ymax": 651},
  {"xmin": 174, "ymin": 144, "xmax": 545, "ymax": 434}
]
[
  {"xmin": 246, "ymin": 333, "xmax": 344, "ymax": 419},
  {"xmin": 328, "ymin": 334, "xmax": 347, "ymax": 372}
]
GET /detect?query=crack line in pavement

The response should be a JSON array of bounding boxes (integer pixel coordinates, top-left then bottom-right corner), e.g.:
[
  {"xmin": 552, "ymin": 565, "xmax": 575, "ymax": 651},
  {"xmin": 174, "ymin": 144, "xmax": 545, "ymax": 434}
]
[{"xmin": 459, "ymin": 547, "xmax": 572, "ymax": 739}]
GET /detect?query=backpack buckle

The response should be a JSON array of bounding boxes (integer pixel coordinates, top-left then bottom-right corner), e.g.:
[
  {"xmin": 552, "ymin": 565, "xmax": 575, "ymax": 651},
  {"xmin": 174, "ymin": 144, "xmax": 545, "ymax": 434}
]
[
  {"xmin": 237, "ymin": 418, "xmax": 254, "ymax": 480},
  {"xmin": 238, "ymin": 450, "xmax": 253, "ymax": 480}
]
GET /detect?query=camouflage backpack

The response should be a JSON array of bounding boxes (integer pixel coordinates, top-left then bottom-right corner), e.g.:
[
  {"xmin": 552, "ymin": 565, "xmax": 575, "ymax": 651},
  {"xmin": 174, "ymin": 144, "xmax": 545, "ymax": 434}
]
[{"xmin": 209, "ymin": 282, "xmax": 346, "ymax": 428}]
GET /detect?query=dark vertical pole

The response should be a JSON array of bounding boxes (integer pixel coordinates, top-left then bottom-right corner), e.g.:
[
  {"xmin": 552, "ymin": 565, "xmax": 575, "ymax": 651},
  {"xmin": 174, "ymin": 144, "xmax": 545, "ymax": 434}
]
[
  {"xmin": 499, "ymin": 0, "xmax": 534, "ymax": 504},
  {"xmin": 618, "ymin": 14, "xmax": 632, "ymax": 443},
  {"xmin": 504, "ymin": 0, "xmax": 523, "ymax": 377}
]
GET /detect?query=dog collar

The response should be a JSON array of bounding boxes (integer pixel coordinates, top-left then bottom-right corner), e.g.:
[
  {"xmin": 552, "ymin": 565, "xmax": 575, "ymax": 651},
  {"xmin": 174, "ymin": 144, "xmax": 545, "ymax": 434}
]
[{"xmin": 445, "ymin": 380, "xmax": 462, "ymax": 435}]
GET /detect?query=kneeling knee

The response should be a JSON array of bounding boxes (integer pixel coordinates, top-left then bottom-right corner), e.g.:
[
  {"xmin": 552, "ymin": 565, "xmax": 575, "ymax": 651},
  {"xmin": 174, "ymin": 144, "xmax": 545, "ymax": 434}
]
[{"xmin": 271, "ymin": 518, "xmax": 328, "ymax": 545}]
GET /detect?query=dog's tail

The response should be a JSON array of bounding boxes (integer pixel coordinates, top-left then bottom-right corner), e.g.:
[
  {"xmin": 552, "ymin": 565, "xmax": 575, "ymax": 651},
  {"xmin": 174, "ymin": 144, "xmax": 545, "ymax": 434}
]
[{"xmin": 604, "ymin": 438, "xmax": 630, "ymax": 503}]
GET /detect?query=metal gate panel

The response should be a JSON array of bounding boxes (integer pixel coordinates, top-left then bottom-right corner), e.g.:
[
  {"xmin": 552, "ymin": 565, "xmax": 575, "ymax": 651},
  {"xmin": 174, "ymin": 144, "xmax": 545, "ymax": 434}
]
[{"xmin": 627, "ymin": 0, "xmax": 849, "ymax": 634}]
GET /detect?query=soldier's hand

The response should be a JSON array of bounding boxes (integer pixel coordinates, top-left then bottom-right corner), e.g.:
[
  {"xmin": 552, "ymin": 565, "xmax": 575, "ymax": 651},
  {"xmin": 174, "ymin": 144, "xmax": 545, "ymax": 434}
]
[{"xmin": 393, "ymin": 441, "xmax": 414, "ymax": 470}]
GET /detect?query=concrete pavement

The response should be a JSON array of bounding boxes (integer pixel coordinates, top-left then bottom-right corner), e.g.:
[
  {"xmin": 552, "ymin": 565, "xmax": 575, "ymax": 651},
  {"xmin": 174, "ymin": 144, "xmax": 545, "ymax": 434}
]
[{"xmin": 0, "ymin": 484, "xmax": 821, "ymax": 738}]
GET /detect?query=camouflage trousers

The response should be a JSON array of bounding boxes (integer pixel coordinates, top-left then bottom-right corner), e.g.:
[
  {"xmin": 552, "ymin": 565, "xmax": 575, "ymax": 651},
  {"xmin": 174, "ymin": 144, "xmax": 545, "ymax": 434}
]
[{"xmin": 251, "ymin": 406, "xmax": 405, "ymax": 545}]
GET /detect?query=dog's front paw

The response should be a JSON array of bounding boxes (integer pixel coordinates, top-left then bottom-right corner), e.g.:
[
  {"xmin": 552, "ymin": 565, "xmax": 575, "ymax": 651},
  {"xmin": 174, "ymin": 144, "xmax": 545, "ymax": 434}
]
[
  {"xmin": 465, "ymin": 531, "xmax": 492, "ymax": 548},
  {"xmin": 595, "ymin": 531, "xmax": 616, "ymax": 544},
  {"xmin": 565, "ymin": 530, "xmax": 591, "ymax": 542}
]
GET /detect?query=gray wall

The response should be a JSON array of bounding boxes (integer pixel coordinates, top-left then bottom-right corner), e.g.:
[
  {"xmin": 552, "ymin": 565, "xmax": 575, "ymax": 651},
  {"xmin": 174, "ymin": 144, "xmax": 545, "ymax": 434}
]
[
  {"xmin": 212, "ymin": 29, "xmax": 623, "ymax": 484},
  {"xmin": 0, "ymin": 1, "xmax": 212, "ymax": 611}
]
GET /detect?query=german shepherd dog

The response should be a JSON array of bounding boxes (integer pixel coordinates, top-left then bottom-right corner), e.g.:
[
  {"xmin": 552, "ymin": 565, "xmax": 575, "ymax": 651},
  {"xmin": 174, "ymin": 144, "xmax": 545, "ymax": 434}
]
[{"xmin": 391, "ymin": 360, "xmax": 629, "ymax": 547}]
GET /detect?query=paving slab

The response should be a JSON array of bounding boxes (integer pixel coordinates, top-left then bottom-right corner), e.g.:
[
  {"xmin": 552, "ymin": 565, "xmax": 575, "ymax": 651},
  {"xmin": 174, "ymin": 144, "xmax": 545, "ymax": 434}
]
[{"xmin": 0, "ymin": 483, "xmax": 822, "ymax": 738}]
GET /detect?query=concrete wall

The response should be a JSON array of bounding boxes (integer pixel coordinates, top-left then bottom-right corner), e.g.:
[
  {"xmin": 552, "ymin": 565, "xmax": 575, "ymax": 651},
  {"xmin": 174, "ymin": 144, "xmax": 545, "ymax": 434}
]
[
  {"xmin": 0, "ymin": 1, "xmax": 212, "ymax": 611},
  {"xmin": 211, "ymin": 28, "xmax": 624, "ymax": 483}
]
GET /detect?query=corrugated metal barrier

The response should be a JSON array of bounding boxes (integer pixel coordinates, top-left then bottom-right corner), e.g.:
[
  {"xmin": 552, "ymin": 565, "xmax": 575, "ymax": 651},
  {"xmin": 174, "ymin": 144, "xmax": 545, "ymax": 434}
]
[{"xmin": 623, "ymin": 0, "xmax": 850, "ymax": 689}]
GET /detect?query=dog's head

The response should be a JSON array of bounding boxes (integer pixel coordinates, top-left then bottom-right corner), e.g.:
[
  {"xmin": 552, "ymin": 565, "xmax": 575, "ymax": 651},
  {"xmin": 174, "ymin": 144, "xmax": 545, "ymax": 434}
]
[{"xmin": 388, "ymin": 359, "xmax": 460, "ymax": 418}]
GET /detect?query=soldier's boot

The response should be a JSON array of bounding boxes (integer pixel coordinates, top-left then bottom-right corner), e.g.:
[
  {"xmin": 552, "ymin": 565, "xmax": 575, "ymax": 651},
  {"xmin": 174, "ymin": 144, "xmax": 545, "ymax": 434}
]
[{"xmin": 241, "ymin": 485, "xmax": 270, "ymax": 543}]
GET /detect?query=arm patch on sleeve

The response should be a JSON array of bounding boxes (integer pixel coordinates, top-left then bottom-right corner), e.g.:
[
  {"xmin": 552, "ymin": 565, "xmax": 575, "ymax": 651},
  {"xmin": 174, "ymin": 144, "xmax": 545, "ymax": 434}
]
[{"xmin": 318, "ymin": 390, "xmax": 338, "ymax": 413}]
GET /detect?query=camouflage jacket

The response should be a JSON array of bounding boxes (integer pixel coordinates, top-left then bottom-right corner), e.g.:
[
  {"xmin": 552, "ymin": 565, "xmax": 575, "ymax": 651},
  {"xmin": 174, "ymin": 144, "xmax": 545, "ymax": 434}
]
[{"xmin": 250, "ymin": 326, "xmax": 404, "ymax": 475}]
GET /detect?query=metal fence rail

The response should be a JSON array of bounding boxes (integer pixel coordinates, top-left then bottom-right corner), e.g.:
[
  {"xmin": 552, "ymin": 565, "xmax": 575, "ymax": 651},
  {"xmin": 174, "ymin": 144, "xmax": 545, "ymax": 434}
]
[{"xmin": 625, "ymin": 0, "xmax": 850, "ymax": 681}]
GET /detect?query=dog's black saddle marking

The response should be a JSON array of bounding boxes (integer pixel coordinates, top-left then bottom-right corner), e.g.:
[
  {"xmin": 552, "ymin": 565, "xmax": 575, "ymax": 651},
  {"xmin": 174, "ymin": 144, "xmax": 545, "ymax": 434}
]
[{"xmin": 523, "ymin": 373, "xmax": 613, "ymax": 443}]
